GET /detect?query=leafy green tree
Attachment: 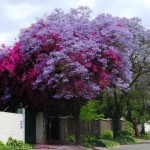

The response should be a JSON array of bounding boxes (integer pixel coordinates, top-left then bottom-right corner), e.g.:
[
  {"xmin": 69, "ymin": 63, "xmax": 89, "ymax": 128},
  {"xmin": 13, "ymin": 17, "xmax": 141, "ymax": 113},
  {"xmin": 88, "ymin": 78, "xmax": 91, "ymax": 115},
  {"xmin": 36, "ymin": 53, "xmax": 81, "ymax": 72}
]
[
  {"xmin": 80, "ymin": 100, "xmax": 104, "ymax": 121},
  {"xmin": 125, "ymin": 81, "xmax": 150, "ymax": 137}
]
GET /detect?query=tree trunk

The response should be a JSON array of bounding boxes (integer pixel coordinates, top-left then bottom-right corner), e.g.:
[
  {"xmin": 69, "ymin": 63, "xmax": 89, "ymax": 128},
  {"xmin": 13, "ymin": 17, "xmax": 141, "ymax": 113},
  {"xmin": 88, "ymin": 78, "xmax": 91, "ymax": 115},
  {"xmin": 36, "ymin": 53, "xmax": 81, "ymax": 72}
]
[
  {"xmin": 74, "ymin": 112, "xmax": 81, "ymax": 145},
  {"xmin": 141, "ymin": 123, "xmax": 145, "ymax": 134},
  {"xmin": 113, "ymin": 89, "xmax": 121, "ymax": 138},
  {"xmin": 73, "ymin": 100, "xmax": 81, "ymax": 145},
  {"xmin": 113, "ymin": 110, "xmax": 120, "ymax": 138},
  {"xmin": 133, "ymin": 122, "xmax": 140, "ymax": 137}
]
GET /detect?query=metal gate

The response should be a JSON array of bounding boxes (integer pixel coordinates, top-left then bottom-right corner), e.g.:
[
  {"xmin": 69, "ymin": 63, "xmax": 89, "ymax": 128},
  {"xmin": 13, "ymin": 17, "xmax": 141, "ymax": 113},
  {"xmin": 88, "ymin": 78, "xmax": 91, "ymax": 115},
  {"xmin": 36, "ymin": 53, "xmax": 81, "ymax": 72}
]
[{"xmin": 25, "ymin": 111, "xmax": 36, "ymax": 143}]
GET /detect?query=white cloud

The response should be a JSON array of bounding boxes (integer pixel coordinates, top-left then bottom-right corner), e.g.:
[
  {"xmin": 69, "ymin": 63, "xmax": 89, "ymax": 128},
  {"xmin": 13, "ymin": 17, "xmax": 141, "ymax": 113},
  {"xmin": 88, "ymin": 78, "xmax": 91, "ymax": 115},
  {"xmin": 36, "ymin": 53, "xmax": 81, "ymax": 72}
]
[
  {"xmin": 0, "ymin": 31, "xmax": 18, "ymax": 46},
  {"xmin": 0, "ymin": 34, "xmax": 6, "ymax": 45},
  {"xmin": 0, "ymin": 0, "xmax": 150, "ymax": 45},
  {"xmin": 135, "ymin": 0, "xmax": 150, "ymax": 7},
  {"xmin": 120, "ymin": 8, "xmax": 137, "ymax": 18},
  {"xmin": 6, "ymin": 3, "xmax": 39, "ymax": 21},
  {"xmin": 72, "ymin": 0, "xmax": 96, "ymax": 8}
]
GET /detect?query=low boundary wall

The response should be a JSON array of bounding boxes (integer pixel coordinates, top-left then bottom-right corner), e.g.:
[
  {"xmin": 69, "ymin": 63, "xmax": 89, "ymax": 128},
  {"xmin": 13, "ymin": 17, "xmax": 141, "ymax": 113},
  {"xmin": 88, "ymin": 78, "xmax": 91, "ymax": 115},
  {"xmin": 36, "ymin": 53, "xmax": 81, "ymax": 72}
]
[{"xmin": 0, "ymin": 111, "xmax": 25, "ymax": 143}]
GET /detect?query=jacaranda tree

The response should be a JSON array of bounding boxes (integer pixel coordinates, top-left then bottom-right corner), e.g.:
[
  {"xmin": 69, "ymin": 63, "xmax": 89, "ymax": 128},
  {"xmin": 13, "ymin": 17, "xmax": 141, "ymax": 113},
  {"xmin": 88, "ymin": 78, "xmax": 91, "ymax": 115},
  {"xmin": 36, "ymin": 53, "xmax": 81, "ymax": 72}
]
[{"xmin": 0, "ymin": 7, "xmax": 134, "ymax": 144}]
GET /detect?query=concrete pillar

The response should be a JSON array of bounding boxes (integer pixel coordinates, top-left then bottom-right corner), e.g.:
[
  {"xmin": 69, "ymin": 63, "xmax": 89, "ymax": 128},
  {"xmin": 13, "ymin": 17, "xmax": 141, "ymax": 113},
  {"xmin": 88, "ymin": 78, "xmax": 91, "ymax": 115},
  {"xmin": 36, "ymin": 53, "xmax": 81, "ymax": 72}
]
[
  {"xmin": 59, "ymin": 117, "xmax": 68, "ymax": 142},
  {"xmin": 36, "ymin": 112, "xmax": 46, "ymax": 143}
]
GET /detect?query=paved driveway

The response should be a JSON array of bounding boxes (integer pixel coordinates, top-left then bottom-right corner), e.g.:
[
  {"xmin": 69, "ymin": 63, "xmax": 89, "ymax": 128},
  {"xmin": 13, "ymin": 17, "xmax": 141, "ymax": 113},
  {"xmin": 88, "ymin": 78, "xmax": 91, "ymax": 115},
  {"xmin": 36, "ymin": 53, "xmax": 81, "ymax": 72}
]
[{"xmin": 109, "ymin": 140, "xmax": 150, "ymax": 150}]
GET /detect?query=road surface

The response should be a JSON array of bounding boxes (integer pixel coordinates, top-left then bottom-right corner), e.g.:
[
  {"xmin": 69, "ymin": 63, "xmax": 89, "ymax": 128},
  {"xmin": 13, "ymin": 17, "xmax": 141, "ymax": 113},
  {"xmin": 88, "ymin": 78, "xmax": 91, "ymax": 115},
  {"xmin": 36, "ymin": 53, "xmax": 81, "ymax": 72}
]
[{"xmin": 109, "ymin": 140, "xmax": 150, "ymax": 150}]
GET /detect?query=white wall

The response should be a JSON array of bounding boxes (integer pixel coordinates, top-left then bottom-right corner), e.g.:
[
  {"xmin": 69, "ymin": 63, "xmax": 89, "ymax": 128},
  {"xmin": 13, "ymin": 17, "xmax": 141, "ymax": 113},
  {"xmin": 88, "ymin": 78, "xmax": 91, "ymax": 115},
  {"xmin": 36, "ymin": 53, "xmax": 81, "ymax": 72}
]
[
  {"xmin": 0, "ymin": 111, "xmax": 25, "ymax": 143},
  {"xmin": 145, "ymin": 122, "xmax": 150, "ymax": 132}
]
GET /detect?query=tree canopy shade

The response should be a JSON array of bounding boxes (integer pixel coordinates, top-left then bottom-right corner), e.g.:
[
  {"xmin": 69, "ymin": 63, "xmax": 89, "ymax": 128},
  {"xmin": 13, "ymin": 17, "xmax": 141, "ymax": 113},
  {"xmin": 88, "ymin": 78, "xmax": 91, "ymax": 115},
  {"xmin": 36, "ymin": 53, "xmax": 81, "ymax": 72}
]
[{"xmin": 0, "ymin": 7, "xmax": 135, "ymax": 144}]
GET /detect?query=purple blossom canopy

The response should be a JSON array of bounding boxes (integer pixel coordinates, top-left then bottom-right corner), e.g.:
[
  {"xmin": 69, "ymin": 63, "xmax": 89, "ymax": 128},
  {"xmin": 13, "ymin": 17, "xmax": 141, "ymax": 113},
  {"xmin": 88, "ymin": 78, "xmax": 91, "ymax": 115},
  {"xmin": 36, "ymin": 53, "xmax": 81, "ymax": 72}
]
[{"xmin": 18, "ymin": 7, "xmax": 133, "ymax": 100}]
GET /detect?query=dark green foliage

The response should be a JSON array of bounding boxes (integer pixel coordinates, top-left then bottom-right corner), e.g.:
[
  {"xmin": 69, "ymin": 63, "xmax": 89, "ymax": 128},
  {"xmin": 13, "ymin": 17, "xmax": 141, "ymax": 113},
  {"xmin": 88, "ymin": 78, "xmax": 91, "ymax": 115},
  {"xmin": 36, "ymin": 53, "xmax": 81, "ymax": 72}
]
[
  {"xmin": 125, "ymin": 84, "xmax": 150, "ymax": 136},
  {"xmin": 66, "ymin": 135, "xmax": 75, "ymax": 143},
  {"xmin": 82, "ymin": 135, "xmax": 97, "ymax": 148},
  {"xmin": 99, "ymin": 130, "xmax": 114, "ymax": 140},
  {"xmin": 140, "ymin": 133, "xmax": 150, "ymax": 140},
  {"xmin": 0, "ymin": 141, "xmax": 5, "ymax": 150},
  {"xmin": 83, "ymin": 135, "xmax": 97, "ymax": 143},
  {"xmin": 117, "ymin": 124, "xmax": 136, "ymax": 145},
  {"xmin": 116, "ymin": 135, "xmax": 136, "ymax": 144},
  {"xmin": 119, "ymin": 130, "xmax": 133, "ymax": 137},
  {"xmin": 97, "ymin": 139, "xmax": 119, "ymax": 148},
  {"xmin": 0, "ymin": 141, "xmax": 4, "ymax": 146},
  {"xmin": 67, "ymin": 130, "xmax": 137, "ymax": 148},
  {"xmin": 119, "ymin": 127, "xmax": 135, "ymax": 137},
  {"xmin": 0, "ymin": 137, "xmax": 32, "ymax": 150},
  {"xmin": 123, "ymin": 121, "xmax": 135, "ymax": 136},
  {"xmin": 82, "ymin": 135, "xmax": 119, "ymax": 148}
]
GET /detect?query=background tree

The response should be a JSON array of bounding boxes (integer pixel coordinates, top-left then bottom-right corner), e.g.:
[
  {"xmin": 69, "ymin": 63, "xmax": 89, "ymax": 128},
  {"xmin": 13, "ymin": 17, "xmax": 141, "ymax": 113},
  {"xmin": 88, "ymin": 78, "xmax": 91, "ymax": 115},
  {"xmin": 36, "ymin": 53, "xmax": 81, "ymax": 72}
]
[
  {"xmin": 105, "ymin": 17, "xmax": 150, "ymax": 137},
  {"xmin": 123, "ymin": 18, "xmax": 150, "ymax": 137},
  {"xmin": 125, "ymin": 82, "xmax": 150, "ymax": 137},
  {"xmin": 80, "ymin": 100, "xmax": 104, "ymax": 121}
]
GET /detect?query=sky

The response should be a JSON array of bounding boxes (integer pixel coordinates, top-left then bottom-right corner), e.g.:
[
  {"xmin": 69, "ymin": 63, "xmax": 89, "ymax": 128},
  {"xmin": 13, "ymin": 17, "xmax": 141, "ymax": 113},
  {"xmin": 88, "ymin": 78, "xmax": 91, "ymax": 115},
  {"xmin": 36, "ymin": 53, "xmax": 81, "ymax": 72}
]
[{"xmin": 0, "ymin": 0, "xmax": 150, "ymax": 46}]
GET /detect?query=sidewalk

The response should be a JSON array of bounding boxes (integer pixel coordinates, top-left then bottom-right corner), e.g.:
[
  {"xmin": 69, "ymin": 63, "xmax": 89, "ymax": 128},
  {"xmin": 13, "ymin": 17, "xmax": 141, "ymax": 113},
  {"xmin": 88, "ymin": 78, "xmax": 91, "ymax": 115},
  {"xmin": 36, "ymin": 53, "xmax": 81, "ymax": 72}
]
[{"xmin": 34, "ymin": 144, "xmax": 108, "ymax": 150}]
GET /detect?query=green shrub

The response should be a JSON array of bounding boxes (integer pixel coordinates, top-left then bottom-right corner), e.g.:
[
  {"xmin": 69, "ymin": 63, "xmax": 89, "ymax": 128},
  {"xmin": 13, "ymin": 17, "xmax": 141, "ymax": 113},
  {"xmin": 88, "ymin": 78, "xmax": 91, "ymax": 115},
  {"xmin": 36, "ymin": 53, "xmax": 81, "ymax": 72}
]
[
  {"xmin": 0, "ymin": 141, "xmax": 4, "ymax": 146},
  {"xmin": 125, "ymin": 127, "xmax": 135, "ymax": 137},
  {"xmin": 116, "ymin": 135, "xmax": 136, "ymax": 145},
  {"xmin": 66, "ymin": 135, "xmax": 75, "ymax": 143},
  {"xmin": 0, "ymin": 141, "xmax": 4, "ymax": 145},
  {"xmin": 0, "ymin": 137, "xmax": 32, "ymax": 150},
  {"xmin": 100, "ymin": 130, "xmax": 114, "ymax": 140},
  {"xmin": 82, "ymin": 134, "xmax": 119, "ymax": 148},
  {"xmin": 124, "ymin": 121, "xmax": 135, "ymax": 136},
  {"xmin": 140, "ymin": 133, "xmax": 150, "ymax": 140},
  {"xmin": 83, "ymin": 135, "xmax": 97, "ymax": 143},
  {"xmin": 119, "ymin": 130, "xmax": 134, "ymax": 137},
  {"xmin": 82, "ymin": 135, "xmax": 97, "ymax": 148},
  {"xmin": 0, "ymin": 141, "xmax": 5, "ymax": 150},
  {"xmin": 83, "ymin": 142, "xmax": 93, "ymax": 148},
  {"xmin": 97, "ymin": 139, "xmax": 119, "ymax": 148},
  {"xmin": 82, "ymin": 135, "xmax": 119, "ymax": 148}
]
